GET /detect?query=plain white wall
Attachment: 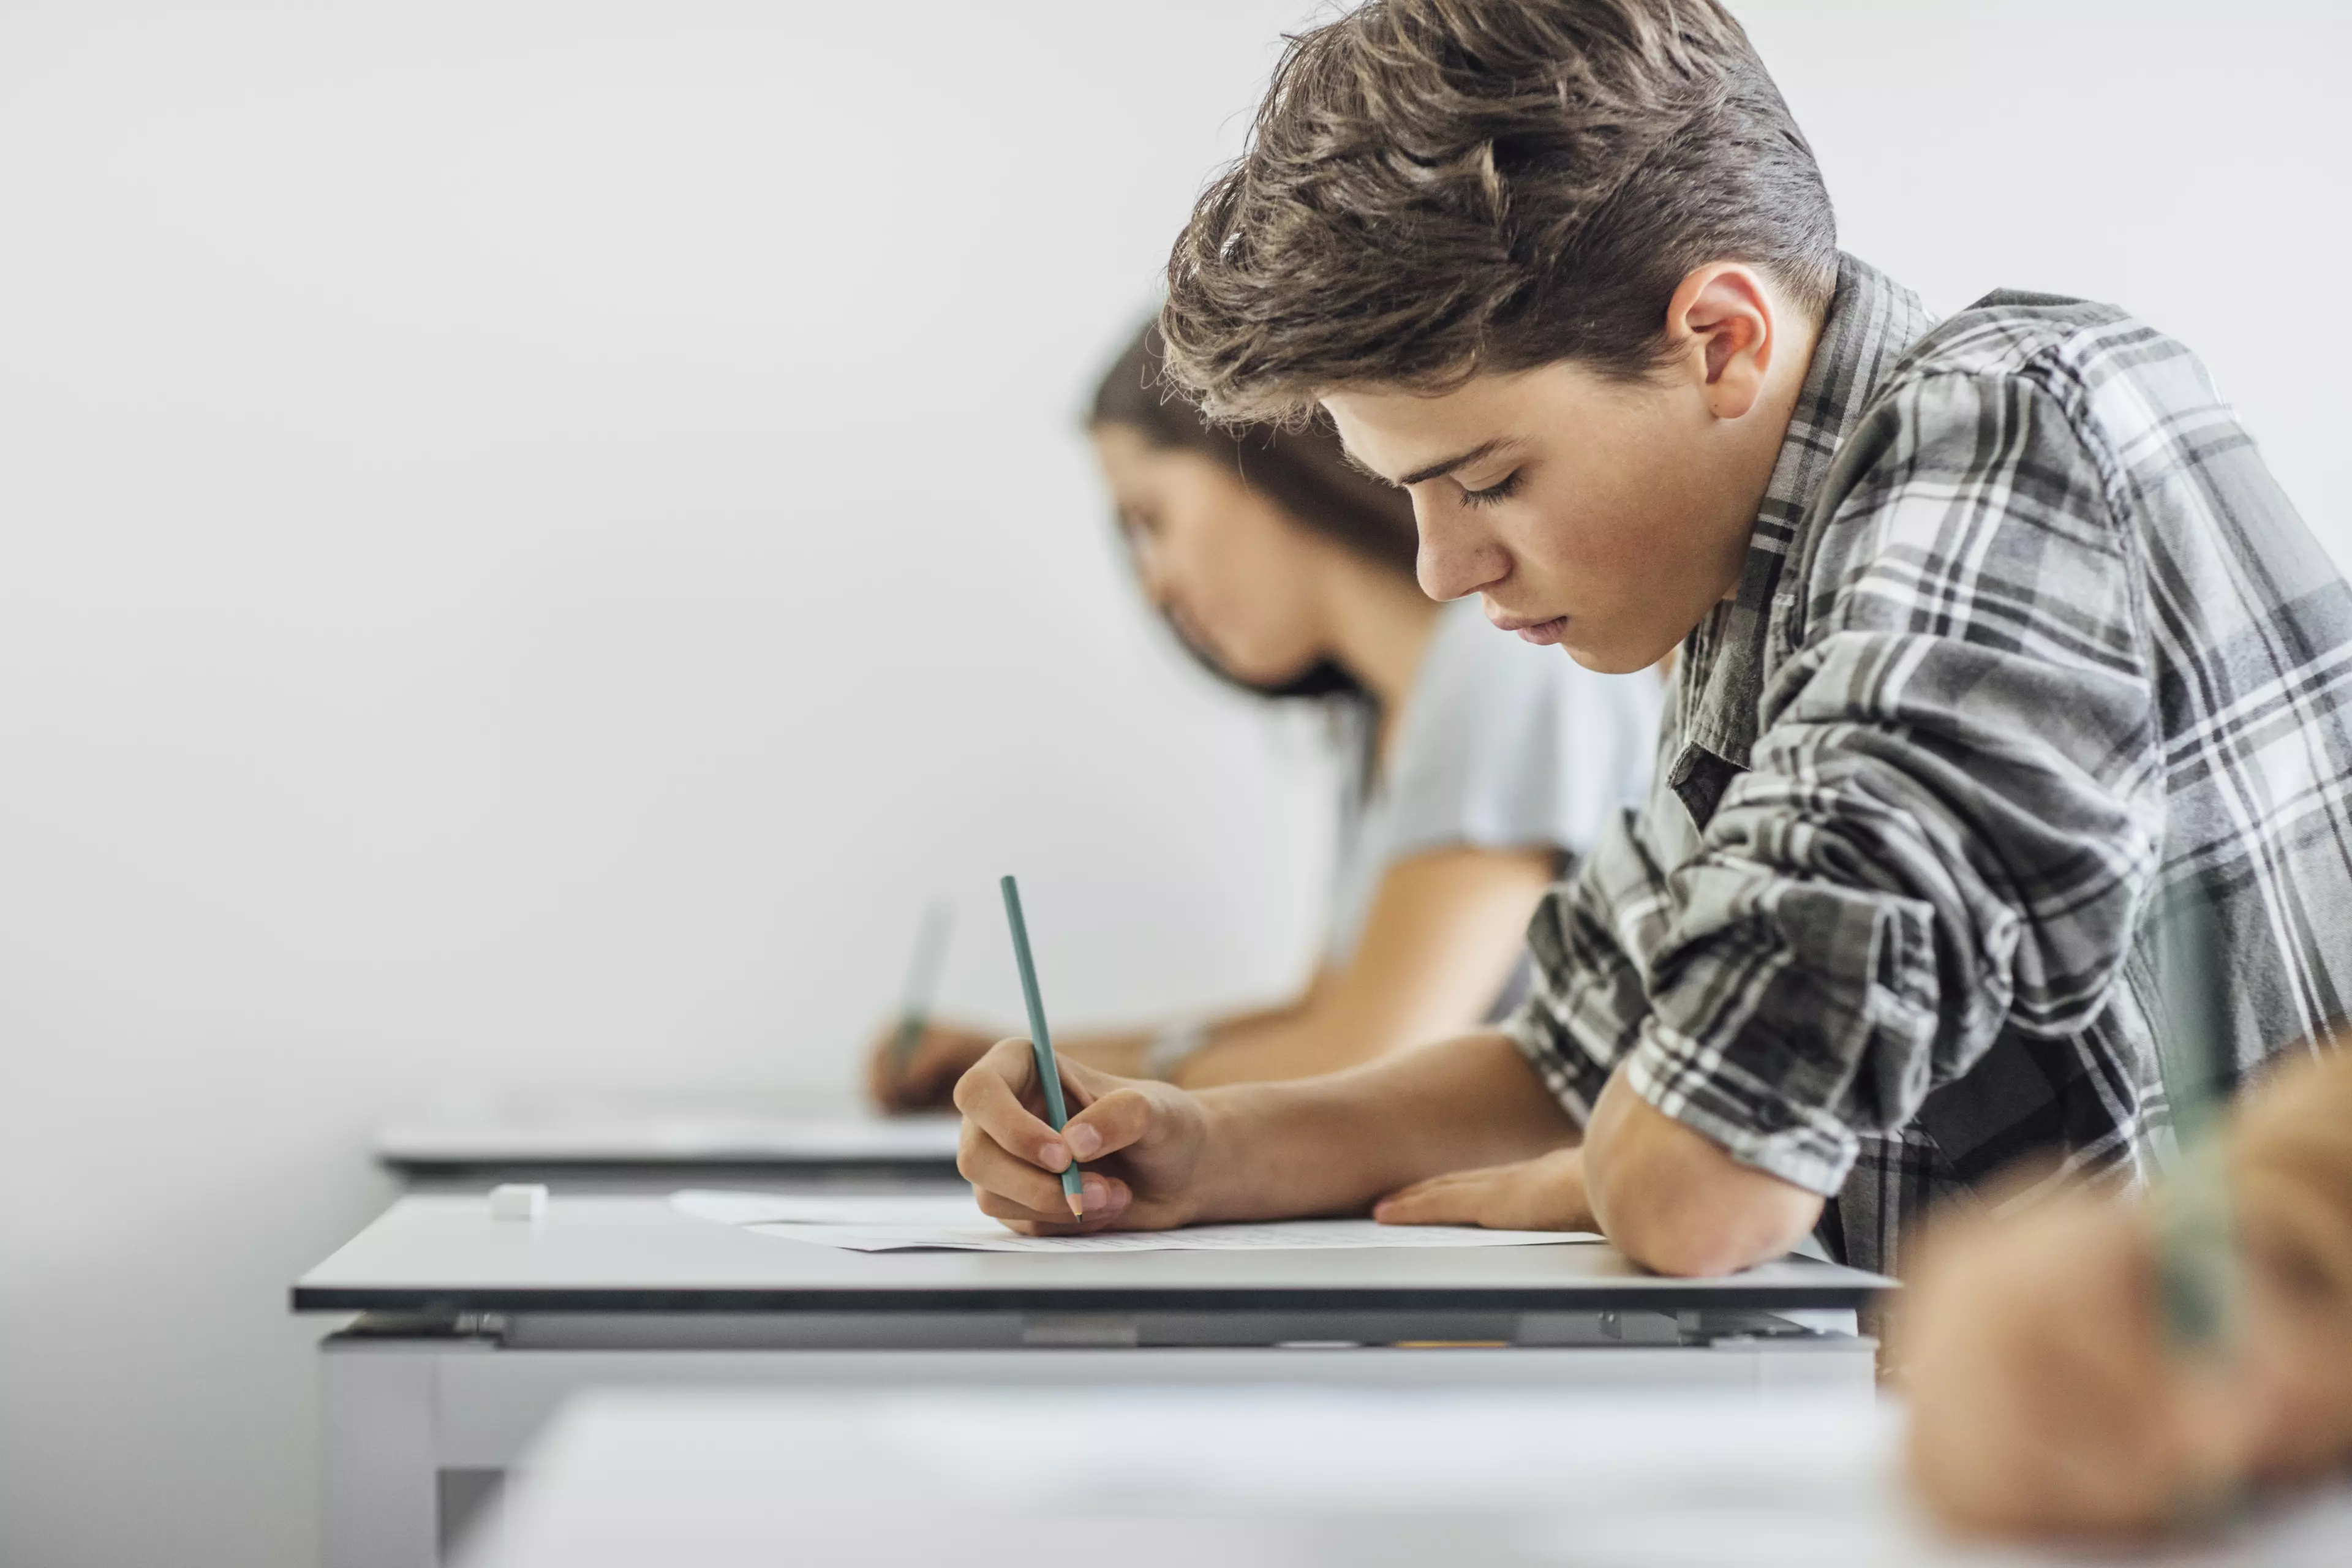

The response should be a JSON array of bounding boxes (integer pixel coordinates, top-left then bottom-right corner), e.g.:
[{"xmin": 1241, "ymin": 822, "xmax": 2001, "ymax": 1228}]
[{"xmin": 0, "ymin": 3, "xmax": 2344, "ymax": 1564}]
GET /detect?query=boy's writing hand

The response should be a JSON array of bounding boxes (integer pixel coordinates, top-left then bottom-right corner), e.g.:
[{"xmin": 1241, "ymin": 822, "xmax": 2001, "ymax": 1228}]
[{"xmin": 954, "ymin": 1039, "xmax": 1211, "ymax": 1234}]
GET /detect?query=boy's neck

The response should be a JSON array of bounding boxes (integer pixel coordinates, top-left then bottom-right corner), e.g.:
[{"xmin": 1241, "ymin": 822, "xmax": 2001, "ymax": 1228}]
[{"xmin": 1712, "ymin": 306, "xmax": 1826, "ymax": 605}]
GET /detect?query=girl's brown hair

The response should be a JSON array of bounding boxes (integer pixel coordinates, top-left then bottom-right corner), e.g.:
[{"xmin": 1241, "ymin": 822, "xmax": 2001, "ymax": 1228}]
[{"xmin": 1090, "ymin": 318, "xmax": 1419, "ymax": 700}]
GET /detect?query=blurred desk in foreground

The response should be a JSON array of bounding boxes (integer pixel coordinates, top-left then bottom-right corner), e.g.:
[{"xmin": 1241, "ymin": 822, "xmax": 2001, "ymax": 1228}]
[
  {"xmin": 374, "ymin": 1095, "xmax": 962, "ymax": 1187},
  {"xmin": 296, "ymin": 1193, "xmax": 1890, "ymax": 1568},
  {"xmin": 464, "ymin": 1385, "xmax": 2352, "ymax": 1568}
]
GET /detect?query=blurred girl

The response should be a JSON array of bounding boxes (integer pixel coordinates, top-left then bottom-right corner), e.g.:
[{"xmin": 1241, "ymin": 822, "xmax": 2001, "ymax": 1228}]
[{"xmin": 871, "ymin": 322, "xmax": 1659, "ymax": 1106}]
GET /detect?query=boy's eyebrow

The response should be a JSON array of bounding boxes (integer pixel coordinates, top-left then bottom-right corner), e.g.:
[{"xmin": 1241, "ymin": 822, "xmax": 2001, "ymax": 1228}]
[{"xmin": 1398, "ymin": 439, "xmax": 1510, "ymax": 488}]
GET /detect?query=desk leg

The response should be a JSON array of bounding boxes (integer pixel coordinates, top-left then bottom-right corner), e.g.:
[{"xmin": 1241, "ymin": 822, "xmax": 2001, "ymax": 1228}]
[{"xmin": 320, "ymin": 1343, "xmax": 437, "ymax": 1568}]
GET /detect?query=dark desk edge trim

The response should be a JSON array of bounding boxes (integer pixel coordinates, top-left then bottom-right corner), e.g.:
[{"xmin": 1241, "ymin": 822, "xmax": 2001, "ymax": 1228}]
[{"xmin": 292, "ymin": 1282, "xmax": 1885, "ymax": 1315}]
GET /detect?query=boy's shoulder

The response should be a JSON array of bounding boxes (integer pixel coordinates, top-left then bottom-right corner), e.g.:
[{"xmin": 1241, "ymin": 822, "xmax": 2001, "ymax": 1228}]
[
  {"xmin": 1872, "ymin": 287, "xmax": 2213, "ymax": 431},
  {"xmin": 1785, "ymin": 284, "xmax": 2231, "ymax": 649}
]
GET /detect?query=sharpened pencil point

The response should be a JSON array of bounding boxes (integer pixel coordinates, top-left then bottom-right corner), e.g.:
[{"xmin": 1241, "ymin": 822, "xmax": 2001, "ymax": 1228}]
[{"xmin": 1066, "ymin": 1194, "xmax": 1085, "ymax": 1217}]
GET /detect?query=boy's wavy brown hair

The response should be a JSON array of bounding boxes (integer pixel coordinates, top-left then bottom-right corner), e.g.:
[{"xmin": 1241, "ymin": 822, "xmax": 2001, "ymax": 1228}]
[{"xmin": 1160, "ymin": 0, "xmax": 1838, "ymax": 424}]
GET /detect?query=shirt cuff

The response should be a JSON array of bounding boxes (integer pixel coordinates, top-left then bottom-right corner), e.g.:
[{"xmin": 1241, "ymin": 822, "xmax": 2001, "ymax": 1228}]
[
  {"xmin": 1620, "ymin": 1015, "xmax": 1861, "ymax": 1197},
  {"xmin": 1501, "ymin": 998, "xmax": 1610, "ymax": 1130}
]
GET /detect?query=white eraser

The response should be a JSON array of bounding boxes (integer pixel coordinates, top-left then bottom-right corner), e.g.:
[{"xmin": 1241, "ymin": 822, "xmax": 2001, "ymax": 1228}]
[{"xmin": 489, "ymin": 1183, "xmax": 548, "ymax": 1221}]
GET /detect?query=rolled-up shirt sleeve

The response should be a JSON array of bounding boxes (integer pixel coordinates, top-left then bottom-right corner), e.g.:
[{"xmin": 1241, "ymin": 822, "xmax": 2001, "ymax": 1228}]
[
  {"xmin": 1529, "ymin": 369, "xmax": 2165, "ymax": 1195},
  {"xmin": 1504, "ymin": 805, "xmax": 1662, "ymax": 1126}
]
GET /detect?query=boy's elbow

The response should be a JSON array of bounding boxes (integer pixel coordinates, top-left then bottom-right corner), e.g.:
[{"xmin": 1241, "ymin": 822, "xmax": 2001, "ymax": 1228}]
[
  {"xmin": 1607, "ymin": 1198, "xmax": 1799, "ymax": 1278},
  {"xmin": 1585, "ymin": 1076, "xmax": 1826, "ymax": 1276}
]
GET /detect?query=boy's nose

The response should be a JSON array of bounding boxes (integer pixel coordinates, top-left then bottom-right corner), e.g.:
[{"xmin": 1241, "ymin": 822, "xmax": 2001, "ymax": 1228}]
[{"xmin": 1414, "ymin": 502, "xmax": 1507, "ymax": 602}]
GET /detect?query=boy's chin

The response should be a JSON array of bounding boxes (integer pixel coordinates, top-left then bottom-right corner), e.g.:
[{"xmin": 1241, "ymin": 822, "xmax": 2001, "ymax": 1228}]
[{"xmin": 1564, "ymin": 624, "xmax": 1681, "ymax": 676}]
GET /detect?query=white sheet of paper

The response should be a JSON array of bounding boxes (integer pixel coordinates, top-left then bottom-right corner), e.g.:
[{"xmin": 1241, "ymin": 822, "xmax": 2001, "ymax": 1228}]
[
  {"xmin": 672, "ymin": 1189, "xmax": 988, "ymax": 1229},
  {"xmin": 673, "ymin": 1189, "xmax": 1600, "ymax": 1252}
]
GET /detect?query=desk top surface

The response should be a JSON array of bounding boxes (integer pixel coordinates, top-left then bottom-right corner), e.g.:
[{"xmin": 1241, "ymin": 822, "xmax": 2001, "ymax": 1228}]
[
  {"xmin": 462, "ymin": 1386, "xmax": 2352, "ymax": 1568},
  {"xmin": 294, "ymin": 1193, "xmax": 1891, "ymax": 1314}
]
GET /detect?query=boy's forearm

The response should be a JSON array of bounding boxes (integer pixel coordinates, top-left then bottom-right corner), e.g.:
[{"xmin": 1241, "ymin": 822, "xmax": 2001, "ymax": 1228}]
[{"xmin": 1188, "ymin": 1031, "xmax": 1580, "ymax": 1223}]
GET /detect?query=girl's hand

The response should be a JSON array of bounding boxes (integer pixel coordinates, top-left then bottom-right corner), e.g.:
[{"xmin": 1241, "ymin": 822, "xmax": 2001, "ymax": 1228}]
[{"xmin": 866, "ymin": 1020, "xmax": 999, "ymax": 1112}]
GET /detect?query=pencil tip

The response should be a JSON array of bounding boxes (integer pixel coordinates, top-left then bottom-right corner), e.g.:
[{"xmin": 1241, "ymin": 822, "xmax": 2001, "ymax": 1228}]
[{"xmin": 1066, "ymin": 1196, "xmax": 1085, "ymax": 1217}]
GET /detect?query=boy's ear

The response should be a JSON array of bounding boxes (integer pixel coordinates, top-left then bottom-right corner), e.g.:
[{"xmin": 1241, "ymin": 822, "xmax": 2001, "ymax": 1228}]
[{"xmin": 1665, "ymin": 263, "xmax": 1779, "ymax": 421}]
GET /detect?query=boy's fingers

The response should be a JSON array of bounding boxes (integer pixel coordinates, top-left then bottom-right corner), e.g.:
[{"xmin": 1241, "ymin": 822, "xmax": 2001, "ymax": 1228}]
[
  {"xmin": 1373, "ymin": 1174, "xmax": 1441, "ymax": 1209},
  {"xmin": 961, "ymin": 1035, "xmax": 1040, "ymax": 1096},
  {"xmin": 975, "ymin": 1174, "xmax": 1129, "ymax": 1233},
  {"xmin": 1062, "ymin": 1087, "xmax": 1154, "ymax": 1161},
  {"xmin": 973, "ymin": 1187, "xmax": 1084, "ymax": 1233},
  {"xmin": 959, "ymin": 1131, "xmax": 1082, "ymax": 1217},
  {"xmin": 1373, "ymin": 1172, "xmax": 1488, "ymax": 1227},
  {"xmin": 952, "ymin": 1040, "xmax": 1070, "ymax": 1170}
]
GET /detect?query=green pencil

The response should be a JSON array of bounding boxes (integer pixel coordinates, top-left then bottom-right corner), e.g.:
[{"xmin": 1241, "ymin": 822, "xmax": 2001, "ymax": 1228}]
[
  {"xmin": 2150, "ymin": 892, "xmax": 2237, "ymax": 1354},
  {"xmin": 999, "ymin": 874, "xmax": 1084, "ymax": 1216},
  {"xmin": 888, "ymin": 900, "xmax": 954, "ymax": 1074},
  {"xmin": 2147, "ymin": 891, "xmax": 2245, "ymax": 1529}
]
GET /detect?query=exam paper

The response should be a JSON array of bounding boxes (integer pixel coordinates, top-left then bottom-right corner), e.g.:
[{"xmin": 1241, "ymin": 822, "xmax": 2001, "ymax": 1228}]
[
  {"xmin": 673, "ymin": 1189, "xmax": 1600, "ymax": 1251},
  {"xmin": 672, "ymin": 1189, "xmax": 988, "ymax": 1229}
]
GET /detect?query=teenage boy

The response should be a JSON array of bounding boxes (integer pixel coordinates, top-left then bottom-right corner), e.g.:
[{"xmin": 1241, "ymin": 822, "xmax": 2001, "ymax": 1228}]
[{"xmin": 957, "ymin": 0, "xmax": 2352, "ymax": 1278}]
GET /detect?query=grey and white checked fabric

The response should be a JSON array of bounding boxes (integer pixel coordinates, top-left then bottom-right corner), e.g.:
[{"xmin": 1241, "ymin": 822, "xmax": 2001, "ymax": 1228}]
[{"xmin": 1505, "ymin": 255, "xmax": 2352, "ymax": 1278}]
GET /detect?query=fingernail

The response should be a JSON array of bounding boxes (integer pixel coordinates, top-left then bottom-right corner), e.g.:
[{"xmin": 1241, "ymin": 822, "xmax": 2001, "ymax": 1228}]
[
  {"xmin": 1066, "ymin": 1124, "xmax": 1101, "ymax": 1158},
  {"xmin": 1039, "ymin": 1141, "xmax": 1069, "ymax": 1172},
  {"xmin": 1371, "ymin": 1201, "xmax": 1393, "ymax": 1221},
  {"xmin": 1080, "ymin": 1175, "xmax": 1109, "ymax": 1211}
]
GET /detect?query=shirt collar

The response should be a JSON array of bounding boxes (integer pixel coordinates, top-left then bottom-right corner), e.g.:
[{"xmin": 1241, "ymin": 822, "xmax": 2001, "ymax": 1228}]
[{"xmin": 1674, "ymin": 254, "xmax": 1934, "ymax": 778}]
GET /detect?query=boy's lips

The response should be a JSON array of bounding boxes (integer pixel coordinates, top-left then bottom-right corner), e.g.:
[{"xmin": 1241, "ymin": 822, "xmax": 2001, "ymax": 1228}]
[{"xmin": 1488, "ymin": 609, "xmax": 1570, "ymax": 646}]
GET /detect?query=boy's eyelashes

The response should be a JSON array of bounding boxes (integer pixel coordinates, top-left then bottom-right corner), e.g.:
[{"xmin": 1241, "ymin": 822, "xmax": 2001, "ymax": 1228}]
[{"xmin": 1457, "ymin": 470, "xmax": 1523, "ymax": 508}]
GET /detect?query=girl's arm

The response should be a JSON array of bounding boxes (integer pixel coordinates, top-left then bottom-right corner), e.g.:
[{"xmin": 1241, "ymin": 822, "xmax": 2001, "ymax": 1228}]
[
  {"xmin": 1172, "ymin": 843, "xmax": 1556, "ymax": 1088},
  {"xmin": 869, "ymin": 844, "xmax": 1556, "ymax": 1109}
]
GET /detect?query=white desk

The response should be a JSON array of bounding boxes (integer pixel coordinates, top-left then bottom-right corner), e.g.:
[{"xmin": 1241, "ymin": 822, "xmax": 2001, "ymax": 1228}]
[
  {"xmin": 298, "ymin": 1193, "xmax": 1891, "ymax": 1568},
  {"xmin": 464, "ymin": 1385, "xmax": 2352, "ymax": 1568},
  {"xmin": 375, "ymin": 1095, "xmax": 961, "ymax": 1186}
]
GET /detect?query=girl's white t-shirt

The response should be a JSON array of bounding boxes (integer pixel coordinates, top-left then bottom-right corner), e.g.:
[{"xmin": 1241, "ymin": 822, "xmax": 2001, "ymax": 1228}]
[{"xmin": 1325, "ymin": 595, "xmax": 1663, "ymax": 975}]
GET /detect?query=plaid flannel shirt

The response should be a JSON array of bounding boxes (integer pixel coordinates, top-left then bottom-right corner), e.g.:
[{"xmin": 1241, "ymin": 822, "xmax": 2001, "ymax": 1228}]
[{"xmin": 1506, "ymin": 255, "xmax": 2352, "ymax": 1278}]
